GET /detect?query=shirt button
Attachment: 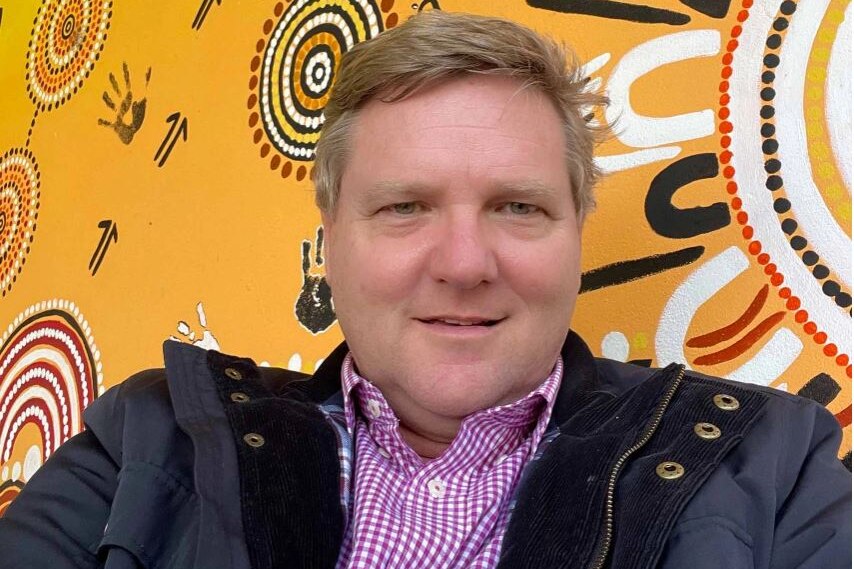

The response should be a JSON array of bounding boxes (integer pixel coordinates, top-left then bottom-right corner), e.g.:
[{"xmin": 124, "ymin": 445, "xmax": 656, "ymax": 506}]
[
  {"xmin": 224, "ymin": 367, "xmax": 243, "ymax": 381},
  {"xmin": 367, "ymin": 399, "xmax": 382, "ymax": 418},
  {"xmin": 378, "ymin": 447, "xmax": 391, "ymax": 459},
  {"xmin": 427, "ymin": 478, "xmax": 446, "ymax": 499}
]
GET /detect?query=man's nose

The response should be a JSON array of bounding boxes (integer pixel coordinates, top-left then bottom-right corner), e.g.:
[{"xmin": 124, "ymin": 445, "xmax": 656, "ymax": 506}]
[{"xmin": 428, "ymin": 211, "xmax": 499, "ymax": 289}]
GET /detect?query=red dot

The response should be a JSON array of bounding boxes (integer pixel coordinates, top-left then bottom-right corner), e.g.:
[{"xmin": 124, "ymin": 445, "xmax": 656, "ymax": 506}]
[
  {"xmin": 721, "ymin": 66, "xmax": 733, "ymax": 79},
  {"xmin": 260, "ymin": 143, "xmax": 270, "ymax": 158},
  {"xmin": 720, "ymin": 121, "xmax": 733, "ymax": 134},
  {"xmin": 720, "ymin": 94, "xmax": 731, "ymax": 106},
  {"xmin": 721, "ymin": 135, "xmax": 732, "ymax": 148},
  {"xmin": 274, "ymin": 2, "xmax": 284, "ymax": 17},
  {"xmin": 727, "ymin": 39, "xmax": 739, "ymax": 52},
  {"xmin": 282, "ymin": 161, "xmax": 293, "ymax": 178},
  {"xmin": 742, "ymin": 0, "xmax": 753, "ymax": 7},
  {"xmin": 737, "ymin": 9, "xmax": 749, "ymax": 22},
  {"xmin": 804, "ymin": 321, "xmax": 817, "ymax": 335},
  {"xmin": 720, "ymin": 151, "xmax": 733, "ymax": 164},
  {"xmin": 718, "ymin": 107, "xmax": 730, "ymax": 120},
  {"xmin": 722, "ymin": 53, "xmax": 733, "ymax": 65},
  {"xmin": 757, "ymin": 253, "xmax": 770, "ymax": 265},
  {"xmin": 731, "ymin": 197, "xmax": 742, "ymax": 209},
  {"xmin": 794, "ymin": 310, "xmax": 808, "ymax": 323},
  {"xmin": 726, "ymin": 181, "xmax": 738, "ymax": 194},
  {"xmin": 814, "ymin": 332, "xmax": 827, "ymax": 344},
  {"xmin": 385, "ymin": 13, "xmax": 399, "ymax": 27},
  {"xmin": 779, "ymin": 287, "xmax": 791, "ymax": 299},
  {"xmin": 846, "ymin": 365, "xmax": 851, "ymax": 378},
  {"xmin": 748, "ymin": 241, "xmax": 761, "ymax": 255},
  {"xmin": 256, "ymin": 39, "xmax": 265, "ymax": 53},
  {"xmin": 836, "ymin": 354, "xmax": 849, "ymax": 366},
  {"xmin": 719, "ymin": 80, "xmax": 730, "ymax": 93},
  {"xmin": 786, "ymin": 296, "xmax": 800, "ymax": 310},
  {"xmin": 297, "ymin": 165, "xmax": 307, "ymax": 181},
  {"xmin": 732, "ymin": 26, "xmax": 743, "ymax": 37},
  {"xmin": 723, "ymin": 165, "xmax": 735, "ymax": 178},
  {"xmin": 770, "ymin": 273, "xmax": 783, "ymax": 286},
  {"xmin": 742, "ymin": 226, "xmax": 754, "ymax": 239},
  {"xmin": 736, "ymin": 211, "xmax": 748, "ymax": 224},
  {"xmin": 824, "ymin": 344, "xmax": 838, "ymax": 357}
]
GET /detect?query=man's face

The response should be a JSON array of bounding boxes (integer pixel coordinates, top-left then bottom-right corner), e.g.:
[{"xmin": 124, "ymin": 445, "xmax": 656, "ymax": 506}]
[{"xmin": 322, "ymin": 75, "xmax": 582, "ymax": 427}]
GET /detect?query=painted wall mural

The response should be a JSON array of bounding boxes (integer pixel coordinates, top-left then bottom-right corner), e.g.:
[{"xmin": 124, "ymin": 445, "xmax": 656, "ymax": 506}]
[{"xmin": 0, "ymin": 0, "xmax": 849, "ymax": 510}]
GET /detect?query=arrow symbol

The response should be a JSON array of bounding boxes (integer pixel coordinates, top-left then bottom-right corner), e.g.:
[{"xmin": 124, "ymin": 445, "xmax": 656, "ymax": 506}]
[
  {"xmin": 154, "ymin": 111, "xmax": 188, "ymax": 167},
  {"xmin": 192, "ymin": 0, "xmax": 222, "ymax": 30},
  {"xmin": 89, "ymin": 220, "xmax": 118, "ymax": 276}
]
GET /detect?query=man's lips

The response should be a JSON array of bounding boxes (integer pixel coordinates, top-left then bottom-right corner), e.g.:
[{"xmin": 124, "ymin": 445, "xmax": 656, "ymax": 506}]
[{"xmin": 415, "ymin": 316, "xmax": 506, "ymax": 327}]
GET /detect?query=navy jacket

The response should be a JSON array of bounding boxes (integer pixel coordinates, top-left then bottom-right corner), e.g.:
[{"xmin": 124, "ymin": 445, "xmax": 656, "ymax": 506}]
[{"xmin": 0, "ymin": 332, "xmax": 850, "ymax": 568}]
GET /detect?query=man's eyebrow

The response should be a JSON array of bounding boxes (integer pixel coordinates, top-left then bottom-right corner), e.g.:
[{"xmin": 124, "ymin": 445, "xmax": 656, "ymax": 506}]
[
  {"xmin": 493, "ymin": 180, "xmax": 563, "ymax": 200},
  {"xmin": 366, "ymin": 181, "xmax": 436, "ymax": 199}
]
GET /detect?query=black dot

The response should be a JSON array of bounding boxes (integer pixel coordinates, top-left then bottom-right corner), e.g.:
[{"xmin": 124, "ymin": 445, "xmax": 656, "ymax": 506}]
[
  {"xmin": 836, "ymin": 292, "xmax": 852, "ymax": 308},
  {"xmin": 766, "ymin": 34, "xmax": 782, "ymax": 49},
  {"xmin": 761, "ymin": 105, "xmax": 775, "ymax": 119},
  {"xmin": 764, "ymin": 54, "xmax": 780, "ymax": 68},
  {"xmin": 762, "ymin": 70, "xmax": 776, "ymax": 84},
  {"xmin": 802, "ymin": 250, "xmax": 818, "ymax": 265},
  {"xmin": 773, "ymin": 197, "xmax": 790, "ymax": 211},
  {"xmin": 781, "ymin": 219, "xmax": 798, "ymax": 234},
  {"xmin": 813, "ymin": 264, "xmax": 830, "ymax": 279},
  {"xmin": 761, "ymin": 122, "xmax": 776, "ymax": 137},
  {"xmin": 762, "ymin": 139, "xmax": 779, "ymax": 154},
  {"xmin": 765, "ymin": 159, "xmax": 781, "ymax": 173},
  {"xmin": 823, "ymin": 280, "xmax": 841, "ymax": 296},
  {"xmin": 761, "ymin": 87, "xmax": 776, "ymax": 101},
  {"xmin": 781, "ymin": 0, "xmax": 796, "ymax": 15},
  {"xmin": 765, "ymin": 176, "xmax": 788, "ymax": 190},
  {"xmin": 790, "ymin": 236, "xmax": 807, "ymax": 250}
]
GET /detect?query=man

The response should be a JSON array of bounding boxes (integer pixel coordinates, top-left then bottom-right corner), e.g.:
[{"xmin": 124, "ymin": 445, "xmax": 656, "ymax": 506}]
[{"xmin": 0, "ymin": 11, "xmax": 850, "ymax": 569}]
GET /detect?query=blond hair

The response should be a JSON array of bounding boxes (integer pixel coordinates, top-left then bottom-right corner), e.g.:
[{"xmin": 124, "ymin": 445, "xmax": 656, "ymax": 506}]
[{"xmin": 313, "ymin": 11, "xmax": 608, "ymax": 216}]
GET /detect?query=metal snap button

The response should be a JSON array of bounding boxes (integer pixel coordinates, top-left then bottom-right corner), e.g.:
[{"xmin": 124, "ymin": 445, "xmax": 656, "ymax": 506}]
[
  {"xmin": 713, "ymin": 394, "xmax": 740, "ymax": 411},
  {"xmin": 230, "ymin": 392, "xmax": 250, "ymax": 403},
  {"xmin": 694, "ymin": 422, "xmax": 721, "ymax": 440},
  {"xmin": 656, "ymin": 461, "xmax": 685, "ymax": 480},
  {"xmin": 427, "ymin": 477, "xmax": 446, "ymax": 498},
  {"xmin": 243, "ymin": 433, "xmax": 265, "ymax": 448},
  {"xmin": 225, "ymin": 367, "xmax": 243, "ymax": 381}
]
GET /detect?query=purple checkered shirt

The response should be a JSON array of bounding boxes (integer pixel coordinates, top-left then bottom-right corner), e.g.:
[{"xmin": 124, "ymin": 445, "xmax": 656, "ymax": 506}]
[{"xmin": 335, "ymin": 353, "xmax": 563, "ymax": 569}]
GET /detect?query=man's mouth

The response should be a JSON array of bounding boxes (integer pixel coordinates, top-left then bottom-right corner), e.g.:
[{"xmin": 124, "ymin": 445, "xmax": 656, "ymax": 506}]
[{"xmin": 417, "ymin": 317, "xmax": 504, "ymax": 327}]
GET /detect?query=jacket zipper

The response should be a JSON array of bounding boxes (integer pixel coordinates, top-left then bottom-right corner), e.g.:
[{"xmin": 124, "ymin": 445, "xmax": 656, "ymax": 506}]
[{"xmin": 588, "ymin": 364, "xmax": 687, "ymax": 569}]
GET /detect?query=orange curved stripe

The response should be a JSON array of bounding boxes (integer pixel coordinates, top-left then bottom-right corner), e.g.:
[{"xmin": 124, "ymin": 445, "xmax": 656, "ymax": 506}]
[
  {"xmin": 692, "ymin": 310, "xmax": 785, "ymax": 366},
  {"xmin": 687, "ymin": 285, "xmax": 769, "ymax": 348}
]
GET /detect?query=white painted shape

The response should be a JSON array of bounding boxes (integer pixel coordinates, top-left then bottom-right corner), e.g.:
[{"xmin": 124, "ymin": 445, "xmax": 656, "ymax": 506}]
[
  {"xmin": 730, "ymin": 0, "xmax": 851, "ymax": 349},
  {"xmin": 776, "ymin": 382, "xmax": 789, "ymax": 392},
  {"xmin": 11, "ymin": 462, "xmax": 20, "ymax": 481},
  {"xmin": 656, "ymin": 247, "xmax": 750, "ymax": 368},
  {"xmin": 826, "ymin": 2, "xmax": 852, "ymax": 193},
  {"xmin": 176, "ymin": 321, "xmax": 191, "ymax": 335},
  {"xmin": 726, "ymin": 328, "xmax": 803, "ymax": 386},
  {"xmin": 193, "ymin": 330, "xmax": 220, "ymax": 351},
  {"xmin": 601, "ymin": 331, "xmax": 630, "ymax": 362},
  {"xmin": 22, "ymin": 444, "xmax": 42, "ymax": 482},
  {"xmin": 314, "ymin": 358, "xmax": 325, "ymax": 372},
  {"xmin": 595, "ymin": 146, "xmax": 682, "ymax": 174},
  {"xmin": 606, "ymin": 30, "xmax": 720, "ymax": 148},
  {"xmin": 777, "ymin": 0, "xmax": 851, "ymax": 283},
  {"xmin": 1, "ymin": 466, "xmax": 7, "ymax": 481},
  {"xmin": 581, "ymin": 52, "xmax": 611, "ymax": 77},
  {"xmin": 196, "ymin": 302, "xmax": 207, "ymax": 327},
  {"xmin": 287, "ymin": 353, "xmax": 302, "ymax": 372}
]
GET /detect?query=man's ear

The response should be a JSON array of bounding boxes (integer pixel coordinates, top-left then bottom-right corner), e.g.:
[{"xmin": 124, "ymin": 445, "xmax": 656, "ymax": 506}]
[{"xmin": 319, "ymin": 211, "xmax": 332, "ymax": 278}]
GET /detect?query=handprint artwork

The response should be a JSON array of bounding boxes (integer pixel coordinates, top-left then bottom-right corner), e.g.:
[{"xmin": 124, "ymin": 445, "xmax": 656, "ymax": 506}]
[
  {"xmin": 98, "ymin": 62, "xmax": 150, "ymax": 145},
  {"xmin": 295, "ymin": 226, "xmax": 336, "ymax": 335}
]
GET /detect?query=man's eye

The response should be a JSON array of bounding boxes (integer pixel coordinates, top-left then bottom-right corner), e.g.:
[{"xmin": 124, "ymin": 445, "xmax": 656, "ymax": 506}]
[
  {"xmin": 504, "ymin": 202, "xmax": 541, "ymax": 215},
  {"xmin": 388, "ymin": 202, "xmax": 419, "ymax": 215}
]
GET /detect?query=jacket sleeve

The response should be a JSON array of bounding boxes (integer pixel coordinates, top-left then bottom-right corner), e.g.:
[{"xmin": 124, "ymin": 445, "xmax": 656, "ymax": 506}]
[
  {"xmin": 770, "ymin": 401, "xmax": 852, "ymax": 569},
  {"xmin": 0, "ymin": 428, "xmax": 118, "ymax": 568}
]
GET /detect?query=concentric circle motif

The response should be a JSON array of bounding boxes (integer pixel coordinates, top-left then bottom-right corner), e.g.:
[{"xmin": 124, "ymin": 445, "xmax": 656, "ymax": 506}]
[
  {"xmin": 0, "ymin": 300, "xmax": 102, "ymax": 476},
  {"xmin": 0, "ymin": 480, "xmax": 24, "ymax": 517},
  {"xmin": 0, "ymin": 148, "xmax": 40, "ymax": 298},
  {"xmin": 719, "ymin": 0, "xmax": 851, "ymax": 376},
  {"xmin": 25, "ymin": 0, "xmax": 113, "ymax": 111},
  {"xmin": 248, "ymin": 0, "xmax": 399, "ymax": 181}
]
